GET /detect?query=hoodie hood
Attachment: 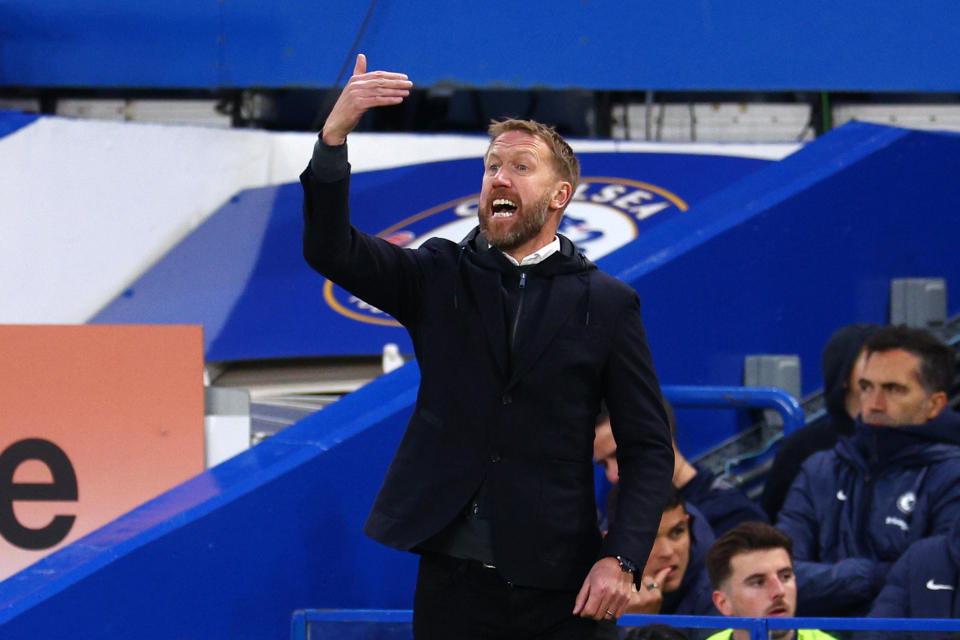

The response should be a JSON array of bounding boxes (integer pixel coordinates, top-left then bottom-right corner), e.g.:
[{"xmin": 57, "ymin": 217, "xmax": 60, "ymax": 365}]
[
  {"xmin": 453, "ymin": 226, "xmax": 598, "ymax": 325},
  {"xmin": 821, "ymin": 323, "xmax": 881, "ymax": 431},
  {"xmin": 458, "ymin": 226, "xmax": 597, "ymax": 277},
  {"xmin": 839, "ymin": 408, "xmax": 960, "ymax": 468}
]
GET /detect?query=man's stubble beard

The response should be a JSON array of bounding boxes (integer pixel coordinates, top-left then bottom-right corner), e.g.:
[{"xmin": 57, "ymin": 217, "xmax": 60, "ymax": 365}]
[
  {"xmin": 479, "ymin": 191, "xmax": 554, "ymax": 253},
  {"xmin": 769, "ymin": 628, "xmax": 794, "ymax": 640}
]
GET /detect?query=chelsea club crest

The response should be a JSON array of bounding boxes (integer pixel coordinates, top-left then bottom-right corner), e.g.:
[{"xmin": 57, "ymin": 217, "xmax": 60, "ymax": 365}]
[{"xmin": 324, "ymin": 177, "xmax": 688, "ymax": 326}]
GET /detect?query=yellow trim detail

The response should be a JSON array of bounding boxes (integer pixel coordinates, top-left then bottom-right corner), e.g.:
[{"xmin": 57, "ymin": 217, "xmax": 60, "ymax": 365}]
[{"xmin": 323, "ymin": 279, "xmax": 402, "ymax": 327}]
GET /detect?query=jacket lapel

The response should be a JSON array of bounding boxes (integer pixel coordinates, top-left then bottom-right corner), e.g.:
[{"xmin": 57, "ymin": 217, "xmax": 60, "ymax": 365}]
[
  {"xmin": 506, "ymin": 274, "xmax": 582, "ymax": 390},
  {"xmin": 462, "ymin": 261, "xmax": 509, "ymax": 378}
]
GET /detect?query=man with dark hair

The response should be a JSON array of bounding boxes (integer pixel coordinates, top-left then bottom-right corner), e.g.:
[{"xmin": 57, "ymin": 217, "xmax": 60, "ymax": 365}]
[
  {"xmin": 301, "ymin": 54, "xmax": 674, "ymax": 638},
  {"xmin": 705, "ymin": 522, "xmax": 836, "ymax": 640},
  {"xmin": 776, "ymin": 325, "xmax": 960, "ymax": 616},
  {"xmin": 596, "ymin": 399, "xmax": 767, "ymax": 537},
  {"xmin": 607, "ymin": 487, "xmax": 716, "ymax": 617},
  {"xmin": 762, "ymin": 323, "xmax": 880, "ymax": 520}
]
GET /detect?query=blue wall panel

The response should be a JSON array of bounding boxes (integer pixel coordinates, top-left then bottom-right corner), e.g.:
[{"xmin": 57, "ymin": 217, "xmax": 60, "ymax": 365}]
[
  {"xmin": 0, "ymin": 1, "xmax": 221, "ymax": 88},
  {"xmin": 1, "ymin": 1, "xmax": 959, "ymax": 90}
]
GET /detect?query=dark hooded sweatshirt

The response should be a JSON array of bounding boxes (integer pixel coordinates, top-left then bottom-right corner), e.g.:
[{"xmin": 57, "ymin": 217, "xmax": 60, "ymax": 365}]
[
  {"xmin": 660, "ymin": 502, "xmax": 718, "ymax": 618},
  {"xmin": 681, "ymin": 463, "xmax": 769, "ymax": 537},
  {"xmin": 868, "ymin": 509, "xmax": 960, "ymax": 624},
  {"xmin": 761, "ymin": 323, "xmax": 881, "ymax": 520},
  {"xmin": 300, "ymin": 138, "xmax": 674, "ymax": 591},
  {"xmin": 777, "ymin": 409, "xmax": 960, "ymax": 616}
]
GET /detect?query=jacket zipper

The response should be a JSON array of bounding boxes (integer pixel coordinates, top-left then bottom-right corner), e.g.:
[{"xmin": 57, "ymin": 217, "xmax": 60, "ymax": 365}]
[{"xmin": 510, "ymin": 271, "xmax": 526, "ymax": 353}]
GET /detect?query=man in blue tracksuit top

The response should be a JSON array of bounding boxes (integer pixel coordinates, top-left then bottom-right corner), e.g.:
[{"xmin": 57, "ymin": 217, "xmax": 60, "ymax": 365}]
[
  {"xmin": 868, "ymin": 513, "xmax": 960, "ymax": 623},
  {"xmin": 776, "ymin": 325, "xmax": 960, "ymax": 616}
]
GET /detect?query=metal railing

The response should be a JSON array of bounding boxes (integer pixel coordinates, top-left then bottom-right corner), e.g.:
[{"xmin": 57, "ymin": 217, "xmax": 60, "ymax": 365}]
[
  {"xmin": 292, "ymin": 610, "xmax": 960, "ymax": 640},
  {"xmin": 661, "ymin": 385, "xmax": 804, "ymax": 480},
  {"xmin": 661, "ymin": 385, "xmax": 805, "ymax": 436}
]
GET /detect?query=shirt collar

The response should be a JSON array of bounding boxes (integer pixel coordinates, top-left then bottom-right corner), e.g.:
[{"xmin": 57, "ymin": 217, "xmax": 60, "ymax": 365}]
[{"xmin": 501, "ymin": 236, "xmax": 561, "ymax": 267}]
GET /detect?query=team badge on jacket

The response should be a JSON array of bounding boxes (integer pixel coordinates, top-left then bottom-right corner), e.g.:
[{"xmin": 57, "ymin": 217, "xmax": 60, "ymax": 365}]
[{"xmin": 897, "ymin": 491, "xmax": 917, "ymax": 514}]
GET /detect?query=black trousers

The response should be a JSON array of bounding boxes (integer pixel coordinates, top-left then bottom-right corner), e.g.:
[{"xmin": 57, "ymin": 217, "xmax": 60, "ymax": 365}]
[{"xmin": 413, "ymin": 552, "xmax": 600, "ymax": 640}]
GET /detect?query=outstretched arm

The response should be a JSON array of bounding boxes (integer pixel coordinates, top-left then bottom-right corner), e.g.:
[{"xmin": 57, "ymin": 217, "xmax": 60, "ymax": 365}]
[
  {"xmin": 321, "ymin": 54, "xmax": 412, "ymax": 146},
  {"xmin": 301, "ymin": 54, "xmax": 420, "ymax": 325}
]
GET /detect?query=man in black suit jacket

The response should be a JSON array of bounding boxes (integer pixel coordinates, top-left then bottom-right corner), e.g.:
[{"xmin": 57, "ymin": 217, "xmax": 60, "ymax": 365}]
[{"xmin": 301, "ymin": 53, "xmax": 674, "ymax": 639}]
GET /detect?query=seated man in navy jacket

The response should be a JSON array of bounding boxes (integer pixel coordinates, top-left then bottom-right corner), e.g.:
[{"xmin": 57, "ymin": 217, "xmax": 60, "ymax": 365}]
[
  {"xmin": 605, "ymin": 486, "xmax": 716, "ymax": 617},
  {"xmin": 776, "ymin": 325, "xmax": 960, "ymax": 616},
  {"xmin": 868, "ymin": 513, "xmax": 960, "ymax": 621},
  {"xmin": 761, "ymin": 323, "xmax": 880, "ymax": 520}
]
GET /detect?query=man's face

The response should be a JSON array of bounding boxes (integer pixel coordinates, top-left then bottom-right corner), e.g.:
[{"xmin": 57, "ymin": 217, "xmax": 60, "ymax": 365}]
[
  {"xmin": 858, "ymin": 348, "xmax": 946, "ymax": 427},
  {"xmin": 713, "ymin": 549, "xmax": 796, "ymax": 639},
  {"xmin": 843, "ymin": 349, "xmax": 869, "ymax": 420},
  {"xmin": 645, "ymin": 504, "xmax": 690, "ymax": 593},
  {"xmin": 593, "ymin": 419, "xmax": 619, "ymax": 484},
  {"xmin": 478, "ymin": 130, "xmax": 570, "ymax": 255}
]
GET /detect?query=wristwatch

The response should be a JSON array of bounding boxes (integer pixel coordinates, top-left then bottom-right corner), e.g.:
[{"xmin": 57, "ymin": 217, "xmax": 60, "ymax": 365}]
[
  {"xmin": 615, "ymin": 555, "xmax": 637, "ymax": 572},
  {"xmin": 615, "ymin": 555, "xmax": 639, "ymax": 585}
]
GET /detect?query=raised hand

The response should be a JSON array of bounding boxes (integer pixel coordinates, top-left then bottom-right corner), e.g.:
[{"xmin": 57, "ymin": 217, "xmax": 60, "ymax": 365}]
[{"xmin": 321, "ymin": 53, "xmax": 412, "ymax": 146}]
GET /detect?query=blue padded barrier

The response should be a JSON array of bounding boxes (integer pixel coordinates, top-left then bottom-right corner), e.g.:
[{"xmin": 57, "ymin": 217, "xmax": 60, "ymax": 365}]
[
  {"xmin": 0, "ymin": 363, "xmax": 424, "ymax": 639},
  {"xmin": 292, "ymin": 610, "xmax": 960, "ymax": 640},
  {"xmin": 0, "ymin": 110, "xmax": 39, "ymax": 138}
]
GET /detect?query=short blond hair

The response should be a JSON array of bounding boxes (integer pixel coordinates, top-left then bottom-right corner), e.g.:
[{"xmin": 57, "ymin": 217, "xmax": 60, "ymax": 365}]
[{"xmin": 486, "ymin": 119, "xmax": 580, "ymax": 189}]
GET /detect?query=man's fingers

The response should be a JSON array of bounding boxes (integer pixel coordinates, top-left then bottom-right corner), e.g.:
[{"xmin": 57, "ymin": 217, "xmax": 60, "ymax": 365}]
[
  {"xmin": 352, "ymin": 82, "xmax": 412, "ymax": 98},
  {"xmin": 653, "ymin": 566, "xmax": 671, "ymax": 586},
  {"xmin": 609, "ymin": 600, "xmax": 626, "ymax": 619},
  {"xmin": 352, "ymin": 72, "xmax": 412, "ymax": 86},
  {"xmin": 346, "ymin": 75, "xmax": 412, "ymax": 101},
  {"xmin": 353, "ymin": 53, "xmax": 366, "ymax": 76},
  {"xmin": 580, "ymin": 588, "xmax": 614, "ymax": 620},
  {"xmin": 572, "ymin": 582, "xmax": 589, "ymax": 614}
]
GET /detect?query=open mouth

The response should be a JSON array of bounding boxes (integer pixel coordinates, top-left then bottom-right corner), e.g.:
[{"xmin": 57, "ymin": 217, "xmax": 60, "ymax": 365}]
[
  {"xmin": 766, "ymin": 606, "xmax": 789, "ymax": 616},
  {"xmin": 491, "ymin": 198, "xmax": 518, "ymax": 218}
]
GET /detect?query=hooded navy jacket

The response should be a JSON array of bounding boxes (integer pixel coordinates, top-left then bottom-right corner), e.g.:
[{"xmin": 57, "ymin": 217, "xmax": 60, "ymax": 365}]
[
  {"xmin": 868, "ymin": 513, "xmax": 960, "ymax": 622},
  {"xmin": 761, "ymin": 323, "xmax": 880, "ymax": 520},
  {"xmin": 681, "ymin": 463, "xmax": 768, "ymax": 537},
  {"xmin": 661, "ymin": 502, "xmax": 718, "ymax": 617},
  {"xmin": 777, "ymin": 408, "xmax": 960, "ymax": 616},
  {"xmin": 300, "ymin": 139, "xmax": 674, "ymax": 591}
]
